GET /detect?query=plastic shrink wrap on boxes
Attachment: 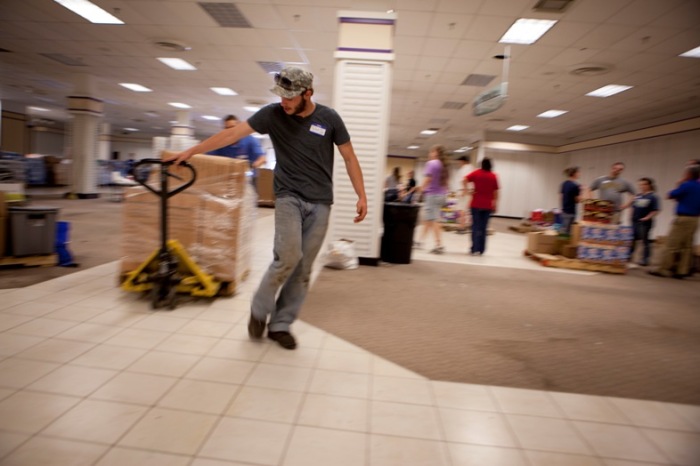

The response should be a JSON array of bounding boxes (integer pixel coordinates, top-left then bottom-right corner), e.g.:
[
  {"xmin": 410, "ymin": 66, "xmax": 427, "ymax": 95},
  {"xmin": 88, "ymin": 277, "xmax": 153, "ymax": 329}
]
[{"xmin": 120, "ymin": 153, "xmax": 256, "ymax": 294}]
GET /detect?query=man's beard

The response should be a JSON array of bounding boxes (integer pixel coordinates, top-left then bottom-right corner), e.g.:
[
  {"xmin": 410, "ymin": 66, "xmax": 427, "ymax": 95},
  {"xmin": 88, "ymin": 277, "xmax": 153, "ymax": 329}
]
[{"xmin": 292, "ymin": 98, "xmax": 307, "ymax": 115}]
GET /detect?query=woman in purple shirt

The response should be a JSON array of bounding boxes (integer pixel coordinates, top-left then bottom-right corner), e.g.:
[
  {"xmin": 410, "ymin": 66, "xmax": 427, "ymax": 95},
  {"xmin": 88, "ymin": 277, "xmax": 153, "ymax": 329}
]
[{"xmin": 415, "ymin": 145, "xmax": 450, "ymax": 254}]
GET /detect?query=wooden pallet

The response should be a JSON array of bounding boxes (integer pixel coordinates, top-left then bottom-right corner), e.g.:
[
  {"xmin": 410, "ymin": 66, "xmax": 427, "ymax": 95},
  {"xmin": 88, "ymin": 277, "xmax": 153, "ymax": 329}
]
[
  {"xmin": 509, "ymin": 224, "xmax": 544, "ymax": 234},
  {"xmin": 0, "ymin": 254, "xmax": 57, "ymax": 268},
  {"xmin": 524, "ymin": 250, "xmax": 626, "ymax": 274}
]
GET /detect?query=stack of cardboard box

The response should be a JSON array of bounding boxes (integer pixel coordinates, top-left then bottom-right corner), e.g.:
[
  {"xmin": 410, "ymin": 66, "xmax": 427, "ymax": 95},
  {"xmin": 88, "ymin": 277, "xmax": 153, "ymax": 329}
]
[
  {"xmin": 576, "ymin": 223, "xmax": 633, "ymax": 266},
  {"xmin": 120, "ymin": 153, "xmax": 255, "ymax": 293},
  {"xmin": 256, "ymin": 168, "xmax": 275, "ymax": 207}
]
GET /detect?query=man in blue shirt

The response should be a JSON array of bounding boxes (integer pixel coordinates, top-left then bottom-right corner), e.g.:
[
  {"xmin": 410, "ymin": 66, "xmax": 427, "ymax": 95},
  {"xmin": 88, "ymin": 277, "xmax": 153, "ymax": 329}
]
[
  {"xmin": 649, "ymin": 164, "xmax": 700, "ymax": 278},
  {"xmin": 208, "ymin": 114, "xmax": 266, "ymax": 170}
]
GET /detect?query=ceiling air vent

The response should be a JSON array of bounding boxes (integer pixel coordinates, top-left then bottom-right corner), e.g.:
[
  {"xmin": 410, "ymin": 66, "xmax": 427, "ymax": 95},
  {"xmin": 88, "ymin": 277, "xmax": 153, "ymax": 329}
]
[
  {"xmin": 153, "ymin": 40, "xmax": 191, "ymax": 52},
  {"xmin": 441, "ymin": 101, "xmax": 467, "ymax": 110},
  {"xmin": 533, "ymin": 0, "xmax": 575, "ymax": 13},
  {"xmin": 199, "ymin": 2, "xmax": 252, "ymax": 28},
  {"xmin": 569, "ymin": 63, "xmax": 612, "ymax": 77},
  {"xmin": 40, "ymin": 53, "xmax": 86, "ymax": 66},
  {"xmin": 461, "ymin": 74, "xmax": 496, "ymax": 87}
]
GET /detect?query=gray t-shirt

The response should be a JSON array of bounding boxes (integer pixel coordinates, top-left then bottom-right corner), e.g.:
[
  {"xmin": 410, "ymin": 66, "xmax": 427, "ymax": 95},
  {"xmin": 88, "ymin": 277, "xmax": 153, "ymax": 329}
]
[
  {"xmin": 589, "ymin": 175, "xmax": 635, "ymax": 209},
  {"xmin": 247, "ymin": 103, "xmax": 350, "ymax": 204}
]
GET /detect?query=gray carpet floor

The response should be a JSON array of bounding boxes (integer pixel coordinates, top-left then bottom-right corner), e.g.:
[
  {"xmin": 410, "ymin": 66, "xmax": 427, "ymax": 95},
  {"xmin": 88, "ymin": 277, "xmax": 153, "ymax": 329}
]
[{"xmin": 301, "ymin": 259, "xmax": 700, "ymax": 405}]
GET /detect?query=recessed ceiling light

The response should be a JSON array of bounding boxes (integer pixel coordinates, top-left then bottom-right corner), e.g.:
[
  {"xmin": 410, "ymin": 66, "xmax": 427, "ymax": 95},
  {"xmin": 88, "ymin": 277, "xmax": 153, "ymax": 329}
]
[
  {"xmin": 28, "ymin": 106, "xmax": 51, "ymax": 112},
  {"xmin": 119, "ymin": 83, "xmax": 152, "ymax": 92},
  {"xmin": 454, "ymin": 146, "xmax": 473, "ymax": 153},
  {"xmin": 169, "ymin": 102, "xmax": 192, "ymax": 109},
  {"xmin": 499, "ymin": 18, "xmax": 557, "ymax": 45},
  {"xmin": 210, "ymin": 87, "xmax": 237, "ymax": 96},
  {"xmin": 586, "ymin": 85, "xmax": 633, "ymax": 98},
  {"xmin": 123, "ymin": 127, "xmax": 138, "ymax": 132},
  {"xmin": 407, "ymin": 145, "xmax": 420, "ymax": 150},
  {"xmin": 538, "ymin": 109, "xmax": 568, "ymax": 118},
  {"xmin": 202, "ymin": 115, "xmax": 221, "ymax": 121},
  {"xmin": 679, "ymin": 45, "xmax": 700, "ymax": 58},
  {"xmin": 506, "ymin": 125, "xmax": 529, "ymax": 131},
  {"xmin": 244, "ymin": 106, "xmax": 260, "ymax": 112},
  {"xmin": 420, "ymin": 129, "xmax": 438, "ymax": 135},
  {"xmin": 157, "ymin": 57, "xmax": 196, "ymax": 70},
  {"xmin": 53, "ymin": 0, "xmax": 124, "ymax": 24}
]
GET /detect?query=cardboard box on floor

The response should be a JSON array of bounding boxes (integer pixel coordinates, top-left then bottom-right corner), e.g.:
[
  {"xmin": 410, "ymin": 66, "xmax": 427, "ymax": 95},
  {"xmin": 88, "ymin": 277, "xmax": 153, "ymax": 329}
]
[
  {"xmin": 256, "ymin": 168, "xmax": 275, "ymax": 206},
  {"xmin": 120, "ymin": 153, "xmax": 255, "ymax": 291},
  {"xmin": 527, "ymin": 231, "xmax": 564, "ymax": 255}
]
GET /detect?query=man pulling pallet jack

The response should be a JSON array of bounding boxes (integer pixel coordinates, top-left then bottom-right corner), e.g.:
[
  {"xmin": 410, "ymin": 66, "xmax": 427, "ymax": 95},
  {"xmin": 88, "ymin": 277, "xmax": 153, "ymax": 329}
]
[{"xmin": 165, "ymin": 67, "xmax": 368, "ymax": 350}]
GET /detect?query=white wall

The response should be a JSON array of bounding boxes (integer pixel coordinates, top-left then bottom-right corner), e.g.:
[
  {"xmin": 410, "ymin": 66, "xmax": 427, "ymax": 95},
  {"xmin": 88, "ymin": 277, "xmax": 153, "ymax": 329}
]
[
  {"xmin": 567, "ymin": 129, "xmax": 700, "ymax": 238},
  {"xmin": 482, "ymin": 149, "xmax": 567, "ymax": 219},
  {"xmin": 475, "ymin": 129, "xmax": 700, "ymax": 243}
]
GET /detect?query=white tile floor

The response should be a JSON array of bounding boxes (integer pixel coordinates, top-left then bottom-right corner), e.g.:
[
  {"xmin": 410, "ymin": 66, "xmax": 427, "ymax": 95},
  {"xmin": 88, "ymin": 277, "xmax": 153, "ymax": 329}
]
[{"xmin": 0, "ymin": 213, "xmax": 699, "ymax": 466}]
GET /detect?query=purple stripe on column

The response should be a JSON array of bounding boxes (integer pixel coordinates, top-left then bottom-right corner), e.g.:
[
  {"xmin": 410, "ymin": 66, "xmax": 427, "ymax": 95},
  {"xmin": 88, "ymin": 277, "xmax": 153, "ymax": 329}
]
[
  {"xmin": 339, "ymin": 17, "xmax": 395, "ymax": 25},
  {"xmin": 67, "ymin": 95, "xmax": 104, "ymax": 103},
  {"xmin": 337, "ymin": 47, "xmax": 393, "ymax": 53}
]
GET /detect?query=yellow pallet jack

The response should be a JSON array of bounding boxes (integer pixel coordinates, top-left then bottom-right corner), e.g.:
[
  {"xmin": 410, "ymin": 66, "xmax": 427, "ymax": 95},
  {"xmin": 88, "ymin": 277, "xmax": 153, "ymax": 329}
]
[{"xmin": 121, "ymin": 159, "xmax": 221, "ymax": 310}]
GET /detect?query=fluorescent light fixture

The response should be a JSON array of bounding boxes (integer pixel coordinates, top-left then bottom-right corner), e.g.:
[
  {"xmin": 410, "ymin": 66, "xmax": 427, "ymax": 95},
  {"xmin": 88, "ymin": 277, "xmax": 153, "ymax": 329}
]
[
  {"xmin": 506, "ymin": 125, "xmax": 529, "ymax": 131},
  {"xmin": 454, "ymin": 146, "xmax": 473, "ymax": 153},
  {"xmin": 210, "ymin": 87, "xmax": 237, "ymax": 96},
  {"xmin": 123, "ymin": 127, "xmax": 138, "ymax": 131},
  {"xmin": 119, "ymin": 83, "xmax": 152, "ymax": 92},
  {"xmin": 499, "ymin": 18, "xmax": 557, "ymax": 45},
  {"xmin": 538, "ymin": 109, "xmax": 568, "ymax": 118},
  {"xmin": 53, "ymin": 0, "xmax": 124, "ymax": 24},
  {"xmin": 244, "ymin": 106, "xmax": 260, "ymax": 112},
  {"xmin": 420, "ymin": 129, "xmax": 438, "ymax": 136},
  {"xmin": 586, "ymin": 84, "xmax": 633, "ymax": 98},
  {"xmin": 28, "ymin": 106, "xmax": 50, "ymax": 112},
  {"xmin": 202, "ymin": 115, "xmax": 221, "ymax": 121},
  {"xmin": 407, "ymin": 145, "xmax": 420, "ymax": 150},
  {"xmin": 169, "ymin": 102, "xmax": 192, "ymax": 109},
  {"xmin": 679, "ymin": 45, "xmax": 700, "ymax": 58},
  {"xmin": 157, "ymin": 57, "xmax": 196, "ymax": 70}
]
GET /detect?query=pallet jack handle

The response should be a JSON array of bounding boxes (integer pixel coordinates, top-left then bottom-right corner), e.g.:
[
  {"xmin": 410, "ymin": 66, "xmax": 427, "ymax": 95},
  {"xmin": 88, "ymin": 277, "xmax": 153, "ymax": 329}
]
[
  {"xmin": 133, "ymin": 158, "xmax": 196, "ymax": 198},
  {"xmin": 133, "ymin": 159, "xmax": 196, "ymax": 254}
]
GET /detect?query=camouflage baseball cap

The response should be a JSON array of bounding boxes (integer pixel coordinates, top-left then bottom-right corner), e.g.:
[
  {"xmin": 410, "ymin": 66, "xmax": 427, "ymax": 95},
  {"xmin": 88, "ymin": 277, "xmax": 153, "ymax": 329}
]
[{"xmin": 270, "ymin": 66, "xmax": 313, "ymax": 98}]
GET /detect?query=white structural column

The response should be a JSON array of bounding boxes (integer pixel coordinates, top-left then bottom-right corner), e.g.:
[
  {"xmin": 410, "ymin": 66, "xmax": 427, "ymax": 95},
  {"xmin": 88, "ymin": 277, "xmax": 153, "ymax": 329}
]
[
  {"xmin": 170, "ymin": 110, "xmax": 195, "ymax": 152},
  {"xmin": 97, "ymin": 123, "xmax": 110, "ymax": 161},
  {"xmin": 67, "ymin": 74, "xmax": 103, "ymax": 198},
  {"xmin": 329, "ymin": 10, "xmax": 396, "ymax": 263}
]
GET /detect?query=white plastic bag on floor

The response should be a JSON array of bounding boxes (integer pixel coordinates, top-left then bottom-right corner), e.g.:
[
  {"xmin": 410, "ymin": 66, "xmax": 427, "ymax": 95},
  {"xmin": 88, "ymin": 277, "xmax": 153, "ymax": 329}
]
[{"xmin": 324, "ymin": 238, "xmax": 359, "ymax": 270}]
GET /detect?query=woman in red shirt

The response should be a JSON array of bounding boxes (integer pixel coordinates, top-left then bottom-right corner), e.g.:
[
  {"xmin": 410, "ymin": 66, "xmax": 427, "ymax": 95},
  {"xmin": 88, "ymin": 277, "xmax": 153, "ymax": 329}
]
[{"xmin": 464, "ymin": 158, "xmax": 499, "ymax": 255}]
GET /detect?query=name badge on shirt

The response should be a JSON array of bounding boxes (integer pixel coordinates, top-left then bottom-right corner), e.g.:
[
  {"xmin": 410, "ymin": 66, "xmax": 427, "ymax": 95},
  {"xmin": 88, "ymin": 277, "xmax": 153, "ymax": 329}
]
[{"xmin": 309, "ymin": 123, "xmax": 326, "ymax": 136}]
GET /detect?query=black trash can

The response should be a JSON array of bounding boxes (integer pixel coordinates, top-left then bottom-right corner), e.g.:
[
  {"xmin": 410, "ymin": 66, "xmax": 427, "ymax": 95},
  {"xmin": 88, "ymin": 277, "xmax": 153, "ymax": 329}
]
[{"xmin": 381, "ymin": 202, "xmax": 420, "ymax": 264}]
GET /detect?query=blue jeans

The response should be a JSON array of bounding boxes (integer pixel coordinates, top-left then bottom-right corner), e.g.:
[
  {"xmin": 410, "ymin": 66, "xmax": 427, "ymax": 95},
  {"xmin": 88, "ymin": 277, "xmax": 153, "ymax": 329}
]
[
  {"xmin": 470, "ymin": 208, "xmax": 492, "ymax": 254},
  {"xmin": 251, "ymin": 196, "xmax": 331, "ymax": 332},
  {"xmin": 631, "ymin": 220, "xmax": 653, "ymax": 264},
  {"xmin": 561, "ymin": 213, "xmax": 575, "ymax": 235}
]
